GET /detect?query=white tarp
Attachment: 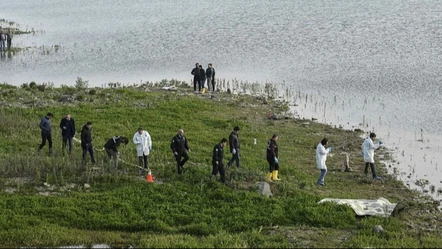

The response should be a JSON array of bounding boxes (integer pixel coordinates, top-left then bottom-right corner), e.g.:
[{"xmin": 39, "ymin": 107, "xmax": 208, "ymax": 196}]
[{"xmin": 318, "ymin": 197, "xmax": 397, "ymax": 218}]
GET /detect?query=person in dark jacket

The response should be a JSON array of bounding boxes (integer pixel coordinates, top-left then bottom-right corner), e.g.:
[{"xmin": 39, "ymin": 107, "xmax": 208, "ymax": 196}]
[
  {"xmin": 59, "ymin": 113, "xmax": 76, "ymax": 155},
  {"xmin": 104, "ymin": 136, "xmax": 129, "ymax": 172},
  {"xmin": 266, "ymin": 134, "xmax": 280, "ymax": 182},
  {"xmin": 212, "ymin": 138, "xmax": 228, "ymax": 183},
  {"xmin": 81, "ymin": 122, "xmax": 95, "ymax": 165},
  {"xmin": 6, "ymin": 31, "xmax": 12, "ymax": 51},
  {"xmin": 170, "ymin": 129, "xmax": 190, "ymax": 175},
  {"xmin": 227, "ymin": 126, "xmax": 241, "ymax": 168},
  {"xmin": 191, "ymin": 63, "xmax": 201, "ymax": 92},
  {"xmin": 199, "ymin": 65, "xmax": 207, "ymax": 93},
  {"xmin": 206, "ymin": 63, "xmax": 215, "ymax": 92},
  {"xmin": 38, "ymin": 112, "xmax": 54, "ymax": 155}
]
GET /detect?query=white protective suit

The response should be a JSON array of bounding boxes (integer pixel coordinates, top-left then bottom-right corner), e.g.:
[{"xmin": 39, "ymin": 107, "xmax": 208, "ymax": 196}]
[
  {"xmin": 361, "ymin": 137, "xmax": 381, "ymax": 163},
  {"xmin": 316, "ymin": 143, "xmax": 329, "ymax": 170},
  {"xmin": 133, "ymin": 130, "xmax": 152, "ymax": 157}
]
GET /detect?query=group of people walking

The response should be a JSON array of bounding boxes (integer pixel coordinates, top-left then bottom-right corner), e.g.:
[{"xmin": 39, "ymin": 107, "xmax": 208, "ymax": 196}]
[
  {"xmin": 0, "ymin": 28, "xmax": 13, "ymax": 52},
  {"xmin": 191, "ymin": 63, "xmax": 215, "ymax": 93},
  {"xmin": 37, "ymin": 112, "xmax": 384, "ymax": 185}
]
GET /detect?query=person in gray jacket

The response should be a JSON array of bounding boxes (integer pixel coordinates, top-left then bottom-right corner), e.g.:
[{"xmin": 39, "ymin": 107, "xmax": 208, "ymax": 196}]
[{"xmin": 38, "ymin": 112, "xmax": 54, "ymax": 155}]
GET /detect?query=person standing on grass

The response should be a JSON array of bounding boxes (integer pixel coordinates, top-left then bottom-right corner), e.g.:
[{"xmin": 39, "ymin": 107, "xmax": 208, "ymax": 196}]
[
  {"xmin": 316, "ymin": 138, "xmax": 332, "ymax": 186},
  {"xmin": 81, "ymin": 122, "xmax": 96, "ymax": 165},
  {"xmin": 212, "ymin": 138, "xmax": 228, "ymax": 183},
  {"xmin": 205, "ymin": 63, "xmax": 214, "ymax": 92},
  {"xmin": 191, "ymin": 63, "xmax": 201, "ymax": 93},
  {"xmin": 170, "ymin": 129, "xmax": 190, "ymax": 175},
  {"xmin": 6, "ymin": 31, "xmax": 12, "ymax": 51},
  {"xmin": 37, "ymin": 112, "xmax": 54, "ymax": 155},
  {"xmin": 266, "ymin": 134, "xmax": 280, "ymax": 182},
  {"xmin": 199, "ymin": 65, "xmax": 207, "ymax": 93},
  {"xmin": 0, "ymin": 30, "xmax": 5, "ymax": 52},
  {"xmin": 362, "ymin": 132, "xmax": 383, "ymax": 181},
  {"xmin": 133, "ymin": 127, "xmax": 152, "ymax": 174},
  {"xmin": 59, "ymin": 113, "xmax": 76, "ymax": 155},
  {"xmin": 227, "ymin": 126, "xmax": 241, "ymax": 168},
  {"xmin": 104, "ymin": 136, "xmax": 129, "ymax": 172}
]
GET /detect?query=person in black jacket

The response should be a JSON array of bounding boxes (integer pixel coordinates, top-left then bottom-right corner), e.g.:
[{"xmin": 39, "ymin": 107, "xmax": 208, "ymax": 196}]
[
  {"xmin": 191, "ymin": 63, "xmax": 201, "ymax": 92},
  {"xmin": 206, "ymin": 63, "xmax": 216, "ymax": 92},
  {"xmin": 104, "ymin": 136, "xmax": 129, "ymax": 172},
  {"xmin": 212, "ymin": 138, "xmax": 228, "ymax": 183},
  {"xmin": 227, "ymin": 126, "xmax": 241, "ymax": 168},
  {"xmin": 199, "ymin": 65, "xmax": 207, "ymax": 93},
  {"xmin": 81, "ymin": 122, "xmax": 95, "ymax": 165},
  {"xmin": 266, "ymin": 134, "xmax": 280, "ymax": 182},
  {"xmin": 38, "ymin": 112, "xmax": 54, "ymax": 155},
  {"xmin": 59, "ymin": 113, "xmax": 76, "ymax": 155},
  {"xmin": 170, "ymin": 129, "xmax": 190, "ymax": 175}
]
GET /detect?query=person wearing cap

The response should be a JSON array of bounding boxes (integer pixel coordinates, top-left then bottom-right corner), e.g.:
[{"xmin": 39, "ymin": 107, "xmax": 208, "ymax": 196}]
[
  {"xmin": 266, "ymin": 134, "xmax": 280, "ymax": 182},
  {"xmin": 37, "ymin": 112, "xmax": 54, "ymax": 155},
  {"xmin": 170, "ymin": 129, "xmax": 190, "ymax": 175},
  {"xmin": 362, "ymin": 132, "xmax": 383, "ymax": 181},
  {"xmin": 316, "ymin": 138, "xmax": 332, "ymax": 186},
  {"xmin": 59, "ymin": 113, "xmax": 76, "ymax": 155},
  {"xmin": 104, "ymin": 136, "xmax": 129, "ymax": 172},
  {"xmin": 212, "ymin": 138, "xmax": 228, "ymax": 183},
  {"xmin": 81, "ymin": 122, "xmax": 95, "ymax": 165},
  {"xmin": 133, "ymin": 127, "xmax": 152, "ymax": 174},
  {"xmin": 227, "ymin": 126, "xmax": 241, "ymax": 168}
]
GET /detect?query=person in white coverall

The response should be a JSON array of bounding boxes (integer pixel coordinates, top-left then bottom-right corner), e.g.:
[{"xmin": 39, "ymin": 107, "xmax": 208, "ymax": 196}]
[
  {"xmin": 133, "ymin": 127, "xmax": 152, "ymax": 173},
  {"xmin": 316, "ymin": 138, "xmax": 332, "ymax": 186},
  {"xmin": 362, "ymin": 132, "xmax": 383, "ymax": 181}
]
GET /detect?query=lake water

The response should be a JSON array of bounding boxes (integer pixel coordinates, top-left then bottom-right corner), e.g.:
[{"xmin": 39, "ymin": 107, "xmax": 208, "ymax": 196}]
[{"xmin": 1, "ymin": 0, "xmax": 442, "ymax": 201}]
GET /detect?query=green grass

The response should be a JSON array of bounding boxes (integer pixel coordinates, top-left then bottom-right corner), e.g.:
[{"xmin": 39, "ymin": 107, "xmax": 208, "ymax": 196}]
[{"xmin": 0, "ymin": 81, "xmax": 441, "ymax": 248}]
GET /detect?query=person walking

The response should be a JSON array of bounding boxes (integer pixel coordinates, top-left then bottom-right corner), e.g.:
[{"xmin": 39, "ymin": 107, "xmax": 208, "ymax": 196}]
[
  {"xmin": 81, "ymin": 122, "xmax": 96, "ymax": 165},
  {"xmin": 316, "ymin": 138, "xmax": 332, "ymax": 186},
  {"xmin": 212, "ymin": 138, "xmax": 228, "ymax": 183},
  {"xmin": 104, "ymin": 136, "xmax": 129, "ymax": 172},
  {"xmin": 227, "ymin": 126, "xmax": 241, "ymax": 168},
  {"xmin": 205, "ymin": 63, "xmax": 215, "ymax": 92},
  {"xmin": 362, "ymin": 132, "xmax": 383, "ymax": 181},
  {"xmin": 59, "ymin": 113, "xmax": 76, "ymax": 155},
  {"xmin": 37, "ymin": 112, "xmax": 54, "ymax": 155},
  {"xmin": 191, "ymin": 63, "xmax": 201, "ymax": 93},
  {"xmin": 199, "ymin": 65, "xmax": 207, "ymax": 93},
  {"xmin": 266, "ymin": 134, "xmax": 280, "ymax": 182},
  {"xmin": 133, "ymin": 127, "xmax": 152, "ymax": 174},
  {"xmin": 170, "ymin": 129, "xmax": 190, "ymax": 175}
]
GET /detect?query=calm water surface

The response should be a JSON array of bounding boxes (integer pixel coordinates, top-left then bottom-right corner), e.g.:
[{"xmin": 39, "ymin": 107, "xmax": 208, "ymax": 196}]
[{"xmin": 1, "ymin": 0, "xmax": 442, "ymax": 201}]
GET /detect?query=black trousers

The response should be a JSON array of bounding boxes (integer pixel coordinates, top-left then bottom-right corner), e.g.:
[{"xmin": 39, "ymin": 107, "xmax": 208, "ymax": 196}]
[
  {"xmin": 267, "ymin": 159, "xmax": 279, "ymax": 172},
  {"xmin": 62, "ymin": 136, "xmax": 73, "ymax": 154},
  {"xmin": 212, "ymin": 161, "xmax": 226, "ymax": 183},
  {"xmin": 175, "ymin": 152, "xmax": 189, "ymax": 175},
  {"xmin": 364, "ymin": 162, "xmax": 376, "ymax": 177},
  {"xmin": 193, "ymin": 78, "xmax": 201, "ymax": 92},
  {"xmin": 82, "ymin": 143, "xmax": 96, "ymax": 164},
  {"xmin": 211, "ymin": 77, "xmax": 216, "ymax": 92},
  {"xmin": 38, "ymin": 131, "xmax": 52, "ymax": 151},
  {"xmin": 138, "ymin": 155, "xmax": 148, "ymax": 168}
]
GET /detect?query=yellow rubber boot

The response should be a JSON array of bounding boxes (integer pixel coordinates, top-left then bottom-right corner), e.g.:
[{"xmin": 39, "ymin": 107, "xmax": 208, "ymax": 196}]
[
  {"xmin": 266, "ymin": 172, "xmax": 273, "ymax": 182},
  {"xmin": 272, "ymin": 170, "xmax": 281, "ymax": 181}
]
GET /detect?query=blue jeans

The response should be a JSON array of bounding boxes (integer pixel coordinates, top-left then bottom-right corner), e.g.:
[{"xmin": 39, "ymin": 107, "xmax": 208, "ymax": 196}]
[
  {"xmin": 62, "ymin": 136, "xmax": 73, "ymax": 154},
  {"xmin": 317, "ymin": 169, "xmax": 327, "ymax": 185},
  {"xmin": 0, "ymin": 40, "xmax": 5, "ymax": 51},
  {"xmin": 201, "ymin": 78, "xmax": 206, "ymax": 89},
  {"xmin": 228, "ymin": 150, "xmax": 240, "ymax": 168}
]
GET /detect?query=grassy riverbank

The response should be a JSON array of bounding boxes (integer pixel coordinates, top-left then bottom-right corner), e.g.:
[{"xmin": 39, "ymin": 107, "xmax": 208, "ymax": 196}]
[{"xmin": 0, "ymin": 81, "xmax": 441, "ymax": 248}]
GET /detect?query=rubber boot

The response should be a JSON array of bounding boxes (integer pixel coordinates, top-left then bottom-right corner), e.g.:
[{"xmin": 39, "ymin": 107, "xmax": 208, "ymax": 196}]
[
  {"xmin": 272, "ymin": 170, "xmax": 281, "ymax": 181},
  {"xmin": 265, "ymin": 172, "xmax": 273, "ymax": 182}
]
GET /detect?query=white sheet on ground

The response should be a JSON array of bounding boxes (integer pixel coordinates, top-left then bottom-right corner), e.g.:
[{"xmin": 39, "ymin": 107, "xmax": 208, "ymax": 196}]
[{"xmin": 318, "ymin": 197, "xmax": 397, "ymax": 217}]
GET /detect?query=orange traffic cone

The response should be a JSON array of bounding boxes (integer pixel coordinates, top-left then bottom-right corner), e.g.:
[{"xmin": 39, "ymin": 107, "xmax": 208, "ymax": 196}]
[{"xmin": 146, "ymin": 169, "xmax": 155, "ymax": 183}]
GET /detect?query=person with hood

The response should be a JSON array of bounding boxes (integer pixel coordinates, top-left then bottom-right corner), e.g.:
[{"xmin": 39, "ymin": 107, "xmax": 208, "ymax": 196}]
[
  {"xmin": 38, "ymin": 112, "xmax": 54, "ymax": 155},
  {"xmin": 362, "ymin": 132, "xmax": 383, "ymax": 181},
  {"xmin": 59, "ymin": 113, "xmax": 76, "ymax": 155},
  {"xmin": 266, "ymin": 134, "xmax": 280, "ymax": 182},
  {"xmin": 212, "ymin": 138, "xmax": 228, "ymax": 183},
  {"xmin": 191, "ymin": 62, "xmax": 201, "ymax": 93},
  {"xmin": 81, "ymin": 122, "xmax": 95, "ymax": 165},
  {"xmin": 133, "ymin": 127, "xmax": 152, "ymax": 174},
  {"xmin": 104, "ymin": 136, "xmax": 129, "ymax": 172},
  {"xmin": 316, "ymin": 138, "xmax": 332, "ymax": 186},
  {"xmin": 170, "ymin": 129, "xmax": 190, "ymax": 175},
  {"xmin": 227, "ymin": 126, "xmax": 241, "ymax": 168}
]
